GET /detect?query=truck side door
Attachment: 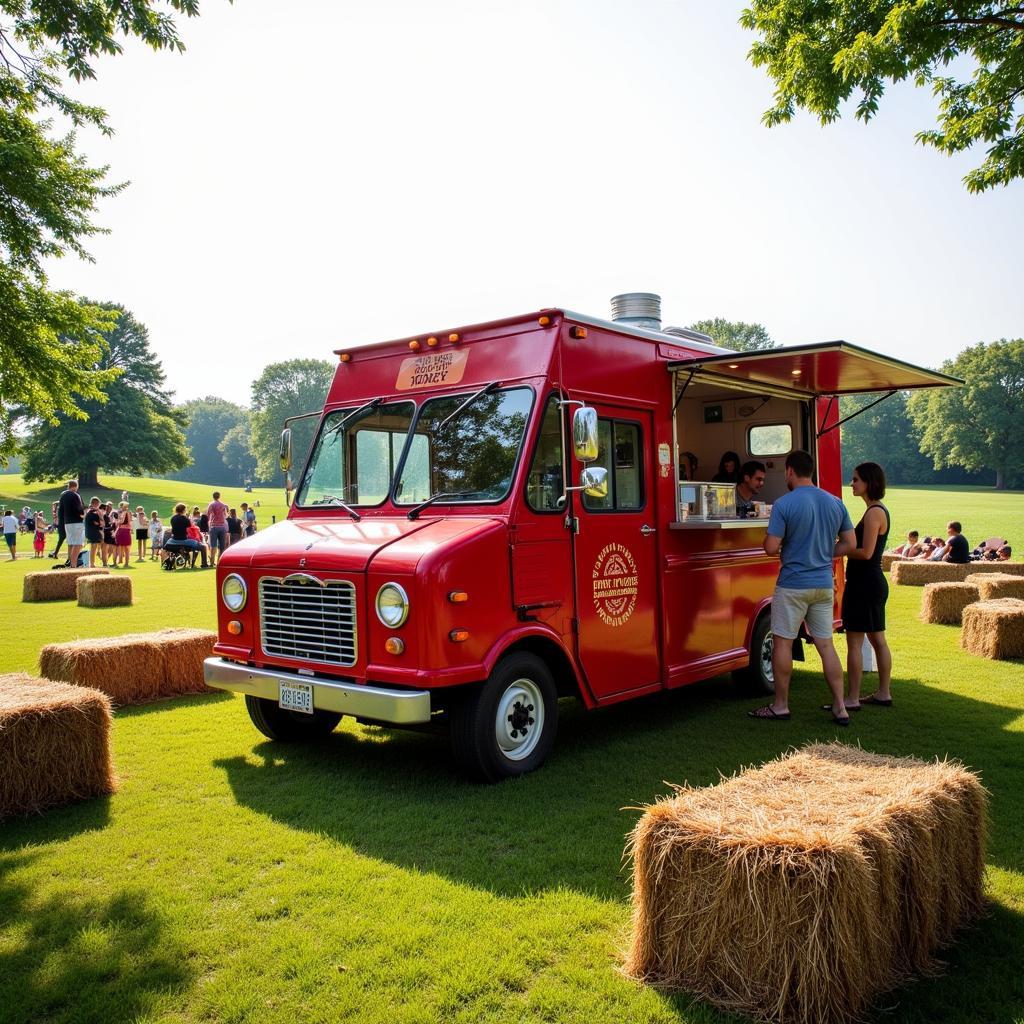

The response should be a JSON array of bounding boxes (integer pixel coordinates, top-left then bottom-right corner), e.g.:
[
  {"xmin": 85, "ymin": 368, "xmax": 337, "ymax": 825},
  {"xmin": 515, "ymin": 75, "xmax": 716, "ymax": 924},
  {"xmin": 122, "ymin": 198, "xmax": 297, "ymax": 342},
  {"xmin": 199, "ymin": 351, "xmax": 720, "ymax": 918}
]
[{"xmin": 571, "ymin": 406, "xmax": 660, "ymax": 700}]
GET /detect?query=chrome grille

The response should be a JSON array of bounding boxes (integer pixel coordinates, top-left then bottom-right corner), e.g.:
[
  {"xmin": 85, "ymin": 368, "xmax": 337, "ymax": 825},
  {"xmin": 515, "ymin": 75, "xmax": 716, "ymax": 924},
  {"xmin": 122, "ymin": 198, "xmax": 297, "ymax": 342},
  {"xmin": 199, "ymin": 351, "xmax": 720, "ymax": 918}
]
[{"xmin": 259, "ymin": 576, "xmax": 357, "ymax": 667}]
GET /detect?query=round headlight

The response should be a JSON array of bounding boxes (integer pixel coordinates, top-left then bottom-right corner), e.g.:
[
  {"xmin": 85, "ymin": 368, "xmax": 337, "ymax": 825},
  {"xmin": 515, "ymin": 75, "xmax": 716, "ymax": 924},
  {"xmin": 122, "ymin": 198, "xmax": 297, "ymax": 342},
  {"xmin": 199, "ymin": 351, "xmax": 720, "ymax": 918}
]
[
  {"xmin": 222, "ymin": 574, "xmax": 247, "ymax": 612},
  {"xmin": 375, "ymin": 582, "xmax": 409, "ymax": 628}
]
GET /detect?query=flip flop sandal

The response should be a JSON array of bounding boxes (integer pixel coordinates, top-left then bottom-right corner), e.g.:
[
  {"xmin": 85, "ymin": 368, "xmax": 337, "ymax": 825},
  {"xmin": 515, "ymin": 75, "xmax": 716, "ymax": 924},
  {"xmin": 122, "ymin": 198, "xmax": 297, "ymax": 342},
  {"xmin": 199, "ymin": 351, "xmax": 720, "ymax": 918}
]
[
  {"xmin": 748, "ymin": 705, "xmax": 791, "ymax": 721},
  {"xmin": 862, "ymin": 694, "xmax": 893, "ymax": 707}
]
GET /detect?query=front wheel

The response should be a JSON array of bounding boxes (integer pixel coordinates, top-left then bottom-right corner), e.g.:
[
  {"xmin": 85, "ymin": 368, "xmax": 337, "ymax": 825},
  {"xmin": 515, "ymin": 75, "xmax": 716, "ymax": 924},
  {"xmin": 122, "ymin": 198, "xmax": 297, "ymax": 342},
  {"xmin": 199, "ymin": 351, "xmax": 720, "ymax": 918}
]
[
  {"xmin": 733, "ymin": 613, "xmax": 775, "ymax": 695},
  {"xmin": 245, "ymin": 695, "xmax": 342, "ymax": 741},
  {"xmin": 449, "ymin": 652, "xmax": 558, "ymax": 783}
]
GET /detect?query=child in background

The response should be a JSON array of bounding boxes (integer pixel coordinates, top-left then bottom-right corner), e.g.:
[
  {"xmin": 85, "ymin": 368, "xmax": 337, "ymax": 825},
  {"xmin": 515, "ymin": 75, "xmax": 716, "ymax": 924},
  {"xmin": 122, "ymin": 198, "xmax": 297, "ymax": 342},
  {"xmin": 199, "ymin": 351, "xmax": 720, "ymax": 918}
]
[
  {"xmin": 33, "ymin": 512, "xmax": 47, "ymax": 557},
  {"xmin": 149, "ymin": 511, "xmax": 164, "ymax": 561}
]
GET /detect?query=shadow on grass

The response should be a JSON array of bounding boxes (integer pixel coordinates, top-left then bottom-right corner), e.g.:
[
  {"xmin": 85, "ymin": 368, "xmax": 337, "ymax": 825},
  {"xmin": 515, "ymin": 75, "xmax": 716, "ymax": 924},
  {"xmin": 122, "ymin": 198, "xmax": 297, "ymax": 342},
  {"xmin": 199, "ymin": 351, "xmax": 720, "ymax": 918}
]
[
  {"xmin": 0, "ymin": 848, "xmax": 195, "ymax": 1024},
  {"xmin": 114, "ymin": 690, "xmax": 234, "ymax": 717},
  {"xmin": 0, "ymin": 794, "xmax": 113, "ymax": 850}
]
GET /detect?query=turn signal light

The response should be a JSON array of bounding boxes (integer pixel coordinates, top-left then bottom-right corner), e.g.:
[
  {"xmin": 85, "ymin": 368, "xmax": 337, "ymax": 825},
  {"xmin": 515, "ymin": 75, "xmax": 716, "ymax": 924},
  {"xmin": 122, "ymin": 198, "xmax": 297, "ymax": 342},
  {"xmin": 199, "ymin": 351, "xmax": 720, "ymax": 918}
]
[
  {"xmin": 448, "ymin": 333, "xmax": 461, "ymax": 343},
  {"xmin": 339, "ymin": 352, "xmax": 351, "ymax": 363},
  {"xmin": 427, "ymin": 336, "xmax": 439, "ymax": 347},
  {"xmin": 570, "ymin": 326, "xmax": 588, "ymax": 339},
  {"xmin": 448, "ymin": 590, "xmax": 469, "ymax": 604},
  {"xmin": 538, "ymin": 316, "xmax": 551, "ymax": 327},
  {"xmin": 409, "ymin": 339, "xmax": 421, "ymax": 351},
  {"xmin": 384, "ymin": 637, "xmax": 405, "ymax": 655},
  {"xmin": 227, "ymin": 620, "xmax": 243, "ymax": 636},
  {"xmin": 449, "ymin": 629, "xmax": 470, "ymax": 643}
]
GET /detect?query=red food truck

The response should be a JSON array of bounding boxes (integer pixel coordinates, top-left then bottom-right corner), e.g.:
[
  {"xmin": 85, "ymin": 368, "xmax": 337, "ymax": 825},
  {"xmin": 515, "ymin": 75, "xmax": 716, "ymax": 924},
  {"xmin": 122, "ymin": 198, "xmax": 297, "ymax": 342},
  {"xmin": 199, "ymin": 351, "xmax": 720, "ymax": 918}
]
[{"xmin": 204, "ymin": 294, "xmax": 956, "ymax": 780}]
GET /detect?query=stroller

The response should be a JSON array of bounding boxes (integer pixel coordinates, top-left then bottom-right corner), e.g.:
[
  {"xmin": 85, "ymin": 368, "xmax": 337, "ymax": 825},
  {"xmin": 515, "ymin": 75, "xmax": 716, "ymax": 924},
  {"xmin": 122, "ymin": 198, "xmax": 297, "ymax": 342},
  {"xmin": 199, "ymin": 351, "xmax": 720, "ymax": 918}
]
[{"xmin": 161, "ymin": 540, "xmax": 197, "ymax": 571}]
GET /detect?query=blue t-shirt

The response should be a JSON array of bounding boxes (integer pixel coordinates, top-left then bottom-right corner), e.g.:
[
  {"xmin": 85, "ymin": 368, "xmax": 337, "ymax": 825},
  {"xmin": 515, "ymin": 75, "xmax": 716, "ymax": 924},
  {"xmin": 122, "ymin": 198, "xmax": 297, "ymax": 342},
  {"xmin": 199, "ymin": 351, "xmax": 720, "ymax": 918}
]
[{"xmin": 767, "ymin": 485, "xmax": 854, "ymax": 589}]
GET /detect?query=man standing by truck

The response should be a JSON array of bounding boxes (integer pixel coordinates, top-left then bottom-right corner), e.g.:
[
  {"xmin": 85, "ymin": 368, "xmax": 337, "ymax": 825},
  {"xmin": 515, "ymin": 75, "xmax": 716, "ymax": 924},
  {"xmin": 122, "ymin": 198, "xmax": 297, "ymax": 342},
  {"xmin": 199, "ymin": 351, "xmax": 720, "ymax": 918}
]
[{"xmin": 750, "ymin": 450, "xmax": 856, "ymax": 725}]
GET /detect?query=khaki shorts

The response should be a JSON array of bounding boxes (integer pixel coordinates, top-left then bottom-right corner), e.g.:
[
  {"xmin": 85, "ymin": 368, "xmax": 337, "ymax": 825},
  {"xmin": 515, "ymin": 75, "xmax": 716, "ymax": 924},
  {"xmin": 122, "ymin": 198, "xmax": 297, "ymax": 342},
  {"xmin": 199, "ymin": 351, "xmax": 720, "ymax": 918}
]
[{"xmin": 771, "ymin": 586, "xmax": 835, "ymax": 640}]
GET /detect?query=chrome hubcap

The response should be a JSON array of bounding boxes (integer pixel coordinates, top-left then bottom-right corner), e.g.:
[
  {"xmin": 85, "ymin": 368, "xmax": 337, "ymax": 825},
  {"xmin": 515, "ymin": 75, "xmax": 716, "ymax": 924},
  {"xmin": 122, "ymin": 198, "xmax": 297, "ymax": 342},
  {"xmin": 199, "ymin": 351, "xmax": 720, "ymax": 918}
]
[
  {"xmin": 760, "ymin": 630, "xmax": 774, "ymax": 683},
  {"xmin": 495, "ymin": 677, "xmax": 545, "ymax": 761}
]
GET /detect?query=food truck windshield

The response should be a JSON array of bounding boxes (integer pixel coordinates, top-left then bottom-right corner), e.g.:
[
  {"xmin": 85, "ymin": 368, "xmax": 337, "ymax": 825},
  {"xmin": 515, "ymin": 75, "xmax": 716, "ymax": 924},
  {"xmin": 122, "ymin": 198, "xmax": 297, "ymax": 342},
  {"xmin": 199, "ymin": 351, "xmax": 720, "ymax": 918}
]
[{"xmin": 295, "ymin": 386, "xmax": 535, "ymax": 509}]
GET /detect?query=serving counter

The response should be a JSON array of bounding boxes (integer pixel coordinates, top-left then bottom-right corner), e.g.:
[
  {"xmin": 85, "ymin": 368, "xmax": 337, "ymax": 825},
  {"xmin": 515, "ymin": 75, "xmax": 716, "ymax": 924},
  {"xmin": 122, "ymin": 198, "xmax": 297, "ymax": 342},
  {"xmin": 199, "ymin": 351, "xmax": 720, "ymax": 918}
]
[{"xmin": 669, "ymin": 519, "xmax": 770, "ymax": 531}]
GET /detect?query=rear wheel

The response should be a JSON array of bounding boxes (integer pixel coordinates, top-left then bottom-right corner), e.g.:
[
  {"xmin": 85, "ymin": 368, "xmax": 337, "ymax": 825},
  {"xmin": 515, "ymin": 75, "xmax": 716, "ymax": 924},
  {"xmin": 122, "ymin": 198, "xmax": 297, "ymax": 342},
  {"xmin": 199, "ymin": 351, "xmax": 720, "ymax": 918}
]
[
  {"xmin": 450, "ymin": 652, "xmax": 558, "ymax": 782},
  {"xmin": 733, "ymin": 612, "xmax": 775, "ymax": 695},
  {"xmin": 245, "ymin": 695, "xmax": 342, "ymax": 741}
]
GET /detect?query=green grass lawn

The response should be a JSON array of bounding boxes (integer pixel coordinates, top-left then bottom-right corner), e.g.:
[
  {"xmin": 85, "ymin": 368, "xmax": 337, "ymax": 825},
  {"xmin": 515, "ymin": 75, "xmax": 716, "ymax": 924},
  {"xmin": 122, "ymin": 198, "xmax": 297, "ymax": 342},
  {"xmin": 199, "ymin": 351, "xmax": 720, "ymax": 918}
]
[{"xmin": 0, "ymin": 477, "xmax": 1022, "ymax": 1024}]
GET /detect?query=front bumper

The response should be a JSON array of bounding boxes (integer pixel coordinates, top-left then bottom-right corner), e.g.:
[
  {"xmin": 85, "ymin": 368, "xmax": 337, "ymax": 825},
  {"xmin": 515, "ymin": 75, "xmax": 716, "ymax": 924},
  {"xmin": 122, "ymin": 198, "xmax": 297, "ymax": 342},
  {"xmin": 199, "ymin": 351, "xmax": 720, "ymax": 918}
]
[{"xmin": 203, "ymin": 657, "xmax": 432, "ymax": 725}]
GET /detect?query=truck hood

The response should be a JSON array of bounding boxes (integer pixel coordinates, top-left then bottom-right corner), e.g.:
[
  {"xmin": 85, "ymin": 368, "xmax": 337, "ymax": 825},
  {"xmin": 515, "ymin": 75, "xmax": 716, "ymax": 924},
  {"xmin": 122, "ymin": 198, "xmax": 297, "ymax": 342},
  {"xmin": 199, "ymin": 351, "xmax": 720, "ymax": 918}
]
[{"xmin": 220, "ymin": 515, "xmax": 502, "ymax": 573}]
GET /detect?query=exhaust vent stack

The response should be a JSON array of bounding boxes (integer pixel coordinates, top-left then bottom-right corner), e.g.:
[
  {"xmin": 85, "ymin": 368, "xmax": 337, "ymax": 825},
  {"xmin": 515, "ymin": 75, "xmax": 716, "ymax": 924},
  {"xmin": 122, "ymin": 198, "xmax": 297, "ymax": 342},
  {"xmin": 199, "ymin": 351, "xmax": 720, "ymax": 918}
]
[{"xmin": 610, "ymin": 292, "xmax": 661, "ymax": 331}]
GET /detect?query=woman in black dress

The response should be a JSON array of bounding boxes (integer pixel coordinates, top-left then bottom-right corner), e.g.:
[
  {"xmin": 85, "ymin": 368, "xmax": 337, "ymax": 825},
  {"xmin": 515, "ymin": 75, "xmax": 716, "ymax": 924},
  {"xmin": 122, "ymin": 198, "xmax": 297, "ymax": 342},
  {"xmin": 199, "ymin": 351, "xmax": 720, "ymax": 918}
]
[{"xmin": 840, "ymin": 462, "xmax": 893, "ymax": 709}]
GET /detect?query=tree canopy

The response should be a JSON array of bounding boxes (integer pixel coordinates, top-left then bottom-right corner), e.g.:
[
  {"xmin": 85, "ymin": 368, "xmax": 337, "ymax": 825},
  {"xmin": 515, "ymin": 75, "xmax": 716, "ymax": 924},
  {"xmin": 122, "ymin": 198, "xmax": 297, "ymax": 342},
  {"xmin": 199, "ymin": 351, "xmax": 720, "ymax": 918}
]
[
  {"xmin": 20, "ymin": 303, "xmax": 188, "ymax": 486},
  {"xmin": 688, "ymin": 318, "xmax": 777, "ymax": 351},
  {"xmin": 249, "ymin": 359, "xmax": 335, "ymax": 482},
  {"xmin": 741, "ymin": 1, "xmax": 1024, "ymax": 192},
  {"xmin": 174, "ymin": 396, "xmax": 249, "ymax": 485},
  {"xmin": 0, "ymin": 1, "xmax": 206, "ymax": 461},
  {"xmin": 907, "ymin": 339, "xmax": 1024, "ymax": 489},
  {"xmin": 219, "ymin": 420, "xmax": 258, "ymax": 486}
]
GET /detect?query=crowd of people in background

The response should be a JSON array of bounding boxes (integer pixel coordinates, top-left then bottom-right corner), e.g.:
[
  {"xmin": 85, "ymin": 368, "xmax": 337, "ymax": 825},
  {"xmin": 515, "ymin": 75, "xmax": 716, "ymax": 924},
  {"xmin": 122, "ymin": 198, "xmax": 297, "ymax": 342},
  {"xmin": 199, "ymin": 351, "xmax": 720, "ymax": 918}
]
[
  {"xmin": 886, "ymin": 524, "xmax": 1011, "ymax": 564},
  {"xmin": 2, "ymin": 484, "xmax": 261, "ymax": 568}
]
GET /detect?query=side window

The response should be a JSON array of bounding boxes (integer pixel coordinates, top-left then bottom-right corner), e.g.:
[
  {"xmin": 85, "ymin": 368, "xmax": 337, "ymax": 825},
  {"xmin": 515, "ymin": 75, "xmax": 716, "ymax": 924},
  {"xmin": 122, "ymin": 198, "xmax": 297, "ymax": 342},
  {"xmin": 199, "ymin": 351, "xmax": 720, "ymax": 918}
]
[
  {"xmin": 526, "ymin": 396, "xmax": 564, "ymax": 512},
  {"xmin": 583, "ymin": 417, "xmax": 644, "ymax": 511},
  {"xmin": 749, "ymin": 423, "xmax": 792, "ymax": 457}
]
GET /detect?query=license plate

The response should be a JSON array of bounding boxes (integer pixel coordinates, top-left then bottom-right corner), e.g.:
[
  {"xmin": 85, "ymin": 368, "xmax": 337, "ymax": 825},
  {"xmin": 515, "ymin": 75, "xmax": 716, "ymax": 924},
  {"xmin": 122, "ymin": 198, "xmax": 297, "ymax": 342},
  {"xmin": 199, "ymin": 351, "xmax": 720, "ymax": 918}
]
[{"xmin": 279, "ymin": 680, "xmax": 313, "ymax": 714}]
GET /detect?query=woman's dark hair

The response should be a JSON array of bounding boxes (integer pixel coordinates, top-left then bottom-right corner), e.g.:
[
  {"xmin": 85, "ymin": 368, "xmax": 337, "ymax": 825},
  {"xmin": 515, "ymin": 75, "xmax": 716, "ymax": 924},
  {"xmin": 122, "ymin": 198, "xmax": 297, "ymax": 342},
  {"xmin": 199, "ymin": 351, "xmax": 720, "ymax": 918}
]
[
  {"xmin": 717, "ymin": 450, "xmax": 741, "ymax": 482},
  {"xmin": 855, "ymin": 461, "xmax": 886, "ymax": 501}
]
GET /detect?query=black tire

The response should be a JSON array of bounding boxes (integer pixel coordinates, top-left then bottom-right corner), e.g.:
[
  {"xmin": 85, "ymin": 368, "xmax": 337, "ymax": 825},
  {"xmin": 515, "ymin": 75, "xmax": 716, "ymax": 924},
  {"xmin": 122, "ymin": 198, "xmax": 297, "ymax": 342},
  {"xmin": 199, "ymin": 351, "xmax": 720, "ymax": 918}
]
[
  {"xmin": 244, "ymin": 694, "xmax": 342, "ymax": 741},
  {"xmin": 733, "ymin": 612, "xmax": 775, "ymax": 695},
  {"xmin": 449, "ymin": 652, "xmax": 558, "ymax": 783}
]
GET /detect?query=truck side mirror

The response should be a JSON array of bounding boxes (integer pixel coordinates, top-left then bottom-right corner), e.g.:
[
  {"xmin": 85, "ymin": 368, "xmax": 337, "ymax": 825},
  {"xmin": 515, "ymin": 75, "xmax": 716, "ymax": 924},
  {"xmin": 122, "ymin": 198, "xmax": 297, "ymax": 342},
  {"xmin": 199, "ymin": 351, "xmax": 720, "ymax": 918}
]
[
  {"xmin": 572, "ymin": 407, "xmax": 599, "ymax": 463},
  {"xmin": 581, "ymin": 466, "xmax": 608, "ymax": 499},
  {"xmin": 285, "ymin": 473, "xmax": 294, "ymax": 507},
  {"xmin": 279, "ymin": 428, "xmax": 292, "ymax": 472}
]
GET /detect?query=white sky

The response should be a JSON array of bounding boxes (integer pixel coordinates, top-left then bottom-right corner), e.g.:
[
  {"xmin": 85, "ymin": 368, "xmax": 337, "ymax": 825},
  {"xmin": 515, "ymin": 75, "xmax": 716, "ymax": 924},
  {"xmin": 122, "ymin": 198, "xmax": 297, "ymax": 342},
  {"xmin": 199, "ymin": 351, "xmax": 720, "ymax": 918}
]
[{"xmin": 44, "ymin": 0, "xmax": 1024, "ymax": 407}]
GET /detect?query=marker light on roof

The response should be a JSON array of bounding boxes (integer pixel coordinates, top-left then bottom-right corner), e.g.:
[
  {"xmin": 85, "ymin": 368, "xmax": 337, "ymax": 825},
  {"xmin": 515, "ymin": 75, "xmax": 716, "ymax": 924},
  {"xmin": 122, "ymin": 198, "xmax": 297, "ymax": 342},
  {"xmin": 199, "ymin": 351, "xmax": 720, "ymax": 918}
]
[{"xmin": 409, "ymin": 339, "xmax": 421, "ymax": 351}]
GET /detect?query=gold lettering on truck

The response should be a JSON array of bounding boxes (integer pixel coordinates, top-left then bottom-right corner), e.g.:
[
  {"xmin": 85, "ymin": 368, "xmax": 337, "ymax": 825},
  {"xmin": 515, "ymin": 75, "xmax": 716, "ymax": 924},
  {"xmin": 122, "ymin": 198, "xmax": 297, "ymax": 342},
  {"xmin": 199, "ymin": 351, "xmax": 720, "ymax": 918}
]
[
  {"xmin": 592, "ymin": 543, "xmax": 639, "ymax": 626},
  {"xmin": 395, "ymin": 349, "xmax": 469, "ymax": 390}
]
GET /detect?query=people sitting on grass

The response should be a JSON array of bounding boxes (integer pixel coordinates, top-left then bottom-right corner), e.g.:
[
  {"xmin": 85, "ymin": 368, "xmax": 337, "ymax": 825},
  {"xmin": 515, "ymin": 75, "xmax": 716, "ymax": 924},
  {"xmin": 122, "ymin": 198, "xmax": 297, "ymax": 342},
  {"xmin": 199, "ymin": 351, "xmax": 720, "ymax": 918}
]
[
  {"xmin": 940, "ymin": 521, "xmax": 970, "ymax": 563},
  {"xmin": 887, "ymin": 530, "xmax": 924, "ymax": 559},
  {"xmin": 163, "ymin": 502, "xmax": 208, "ymax": 568}
]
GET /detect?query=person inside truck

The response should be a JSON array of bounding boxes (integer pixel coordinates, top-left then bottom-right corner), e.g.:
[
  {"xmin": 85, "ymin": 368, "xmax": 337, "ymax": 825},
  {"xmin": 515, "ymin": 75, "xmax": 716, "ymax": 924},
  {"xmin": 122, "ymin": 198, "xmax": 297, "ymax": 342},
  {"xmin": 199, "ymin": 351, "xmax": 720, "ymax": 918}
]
[
  {"xmin": 712, "ymin": 450, "xmax": 741, "ymax": 483},
  {"xmin": 735, "ymin": 461, "xmax": 767, "ymax": 517}
]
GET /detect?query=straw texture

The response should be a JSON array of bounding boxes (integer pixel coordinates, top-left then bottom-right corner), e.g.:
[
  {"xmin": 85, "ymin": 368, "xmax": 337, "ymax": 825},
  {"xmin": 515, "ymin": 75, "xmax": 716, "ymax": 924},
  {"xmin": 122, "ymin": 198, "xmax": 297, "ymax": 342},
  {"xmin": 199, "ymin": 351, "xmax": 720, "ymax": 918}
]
[
  {"xmin": 892, "ymin": 560, "xmax": 1024, "ymax": 586},
  {"xmin": 39, "ymin": 628, "xmax": 217, "ymax": 705},
  {"xmin": 22, "ymin": 568, "xmax": 108, "ymax": 602},
  {"xmin": 964, "ymin": 572, "xmax": 1024, "ymax": 601},
  {"xmin": 624, "ymin": 743, "xmax": 987, "ymax": 1024},
  {"xmin": 961, "ymin": 599, "xmax": 1024, "ymax": 660},
  {"xmin": 76, "ymin": 574, "xmax": 133, "ymax": 607},
  {"xmin": 921, "ymin": 582, "xmax": 980, "ymax": 624},
  {"xmin": 0, "ymin": 674, "xmax": 116, "ymax": 819}
]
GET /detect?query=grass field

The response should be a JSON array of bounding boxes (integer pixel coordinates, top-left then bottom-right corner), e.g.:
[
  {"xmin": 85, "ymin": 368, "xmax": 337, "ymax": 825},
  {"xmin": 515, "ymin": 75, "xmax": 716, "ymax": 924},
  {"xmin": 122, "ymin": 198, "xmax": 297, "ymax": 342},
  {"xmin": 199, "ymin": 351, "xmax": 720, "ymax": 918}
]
[{"xmin": 1, "ymin": 476, "xmax": 1022, "ymax": 1024}]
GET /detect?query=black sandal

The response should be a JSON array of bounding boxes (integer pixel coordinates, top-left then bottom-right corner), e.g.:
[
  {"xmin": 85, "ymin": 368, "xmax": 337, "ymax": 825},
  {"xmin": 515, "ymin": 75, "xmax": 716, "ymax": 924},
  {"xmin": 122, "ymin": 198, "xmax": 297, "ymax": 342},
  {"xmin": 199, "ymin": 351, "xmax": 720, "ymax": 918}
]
[
  {"xmin": 861, "ymin": 694, "xmax": 893, "ymax": 707},
  {"xmin": 747, "ymin": 705, "xmax": 790, "ymax": 721}
]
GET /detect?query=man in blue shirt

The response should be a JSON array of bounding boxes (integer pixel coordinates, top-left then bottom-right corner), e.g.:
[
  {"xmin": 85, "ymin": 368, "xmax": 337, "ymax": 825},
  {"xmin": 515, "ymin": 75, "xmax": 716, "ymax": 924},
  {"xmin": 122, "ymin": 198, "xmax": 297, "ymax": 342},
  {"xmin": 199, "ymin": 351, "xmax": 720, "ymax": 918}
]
[{"xmin": 749, "ymin": 450, "xmax": 856, "ymax": 725}]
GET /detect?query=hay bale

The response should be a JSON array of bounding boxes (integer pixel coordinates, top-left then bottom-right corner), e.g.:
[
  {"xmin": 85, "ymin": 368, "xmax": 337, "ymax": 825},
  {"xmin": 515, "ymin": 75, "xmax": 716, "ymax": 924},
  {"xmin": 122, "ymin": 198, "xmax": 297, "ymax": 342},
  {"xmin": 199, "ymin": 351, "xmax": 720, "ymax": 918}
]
[
  {"xmin": 39, "ymin": 628, "xmax": 217, "ymax": 705},
  {"xmin": 152, "ymin": 628, "xmax": 217, "ymax": 694},
  {"xmin": 77, "ymin": 574, "xmax": 133, "ymax": 607},
  {"xmin": 0, "ymin": 674, "xmax": 116, "ymax": 819},
  {"xmin": 881, "ymin": 552, "xmax": 896, "ymax": 573},
  {"xmin": 961, "ymin": 599, "xmax": 1024, "ymax": 660},
  {"xmin": 625, "ymin": 743, "xmax": 987, "ymax": 1024},
  {"xmin": 964, "ymin": 572, "xmax": 1024, "ymax": 601},
  {"xmin": 959, "ymin": 561, "xmax": 1024, "ymax": 577},
  {"xmin": 921, "ymin": 581, "xmax": 980, "ymax": 624},
  {"xmin": 890, "ymin": 560, "xmax": 981, "ymax": 585},
  {"xmin": 22, "ymin": 568, "xmax": 109, "ymax": 602}
]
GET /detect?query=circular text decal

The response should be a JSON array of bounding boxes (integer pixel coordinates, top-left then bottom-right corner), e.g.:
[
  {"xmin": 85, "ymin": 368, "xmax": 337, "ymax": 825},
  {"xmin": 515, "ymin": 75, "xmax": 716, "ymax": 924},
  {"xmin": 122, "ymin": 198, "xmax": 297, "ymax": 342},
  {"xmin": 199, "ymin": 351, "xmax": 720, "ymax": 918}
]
[{"xmin": 592, "ymin": 543, "xmax": 639, "ymax": 627}]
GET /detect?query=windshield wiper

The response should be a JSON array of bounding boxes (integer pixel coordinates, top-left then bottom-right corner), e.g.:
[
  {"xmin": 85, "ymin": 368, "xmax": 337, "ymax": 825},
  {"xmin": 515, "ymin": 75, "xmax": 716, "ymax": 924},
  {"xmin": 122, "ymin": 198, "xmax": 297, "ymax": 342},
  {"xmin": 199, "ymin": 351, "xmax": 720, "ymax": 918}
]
[
  {"xmin": 323, "ymin": 397, "xmax": 383, "ymax": 440},
  {"xmin": 406, "ymin": 491, "xmax": 476, "ymax": 521},
  {"xmin": 315, "ymin": 495, "xmax": 362, "ymax": 521},
  {"xmin": 435, "ymin": 381, "xmax": 500, "ymax": 433}
]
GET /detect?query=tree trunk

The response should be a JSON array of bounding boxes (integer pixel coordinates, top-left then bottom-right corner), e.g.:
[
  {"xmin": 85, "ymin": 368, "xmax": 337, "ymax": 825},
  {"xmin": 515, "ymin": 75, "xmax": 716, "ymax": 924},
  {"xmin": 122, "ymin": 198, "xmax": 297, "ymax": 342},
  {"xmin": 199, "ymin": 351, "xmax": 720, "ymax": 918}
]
[
  {"xmin": 78, "ymin": 468, "xmax": 100, "ymax": 488},
  {"xmin": 995, "ymin": 468, "xmax": 1005, "ymax": 490}
]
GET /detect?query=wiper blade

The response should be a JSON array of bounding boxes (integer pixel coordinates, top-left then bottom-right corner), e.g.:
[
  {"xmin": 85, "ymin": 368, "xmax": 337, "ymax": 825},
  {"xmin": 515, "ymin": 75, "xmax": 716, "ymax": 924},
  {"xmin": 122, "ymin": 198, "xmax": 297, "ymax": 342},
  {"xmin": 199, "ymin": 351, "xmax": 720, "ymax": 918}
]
[
  {"xmin": 323, "ymin": 397, "xmax": 383, "ymax": 440},
  {"xmin": 406, "ymin": 491, "xmax": 475, "ymax": 520},
  {"xmin": 315, "ymin": 495, "xmax": 362, "ymax": 521},
  {"xmin": 435, "ymin": 381, "xmax": 500, "ymax": 432}
]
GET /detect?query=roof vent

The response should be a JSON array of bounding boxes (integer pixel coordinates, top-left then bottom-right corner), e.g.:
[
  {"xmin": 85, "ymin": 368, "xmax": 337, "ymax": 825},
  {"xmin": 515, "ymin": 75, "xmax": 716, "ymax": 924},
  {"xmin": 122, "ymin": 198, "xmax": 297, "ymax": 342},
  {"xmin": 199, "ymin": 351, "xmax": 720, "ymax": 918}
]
[{"xmin": 610, "ymin": 292, "xmax": 661, "ymax": 331}]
